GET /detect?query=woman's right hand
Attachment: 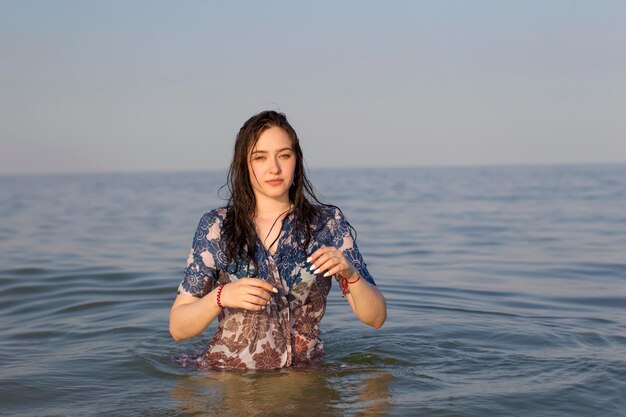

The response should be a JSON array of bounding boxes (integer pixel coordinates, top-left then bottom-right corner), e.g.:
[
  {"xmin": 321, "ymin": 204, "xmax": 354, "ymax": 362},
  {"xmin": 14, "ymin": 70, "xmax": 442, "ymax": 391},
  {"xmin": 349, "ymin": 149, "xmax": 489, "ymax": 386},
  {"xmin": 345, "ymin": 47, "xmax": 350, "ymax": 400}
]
[{"xmin": 220, "ymin": 278, "xmax": 277, "ymax": 311}]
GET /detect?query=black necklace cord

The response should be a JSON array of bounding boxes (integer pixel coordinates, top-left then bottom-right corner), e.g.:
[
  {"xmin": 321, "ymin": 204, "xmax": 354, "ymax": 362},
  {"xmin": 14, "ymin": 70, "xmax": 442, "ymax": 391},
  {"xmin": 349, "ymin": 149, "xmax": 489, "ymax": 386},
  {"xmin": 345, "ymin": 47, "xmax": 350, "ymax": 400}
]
[{"xmin": 261, "ymin": 206, "xmax": 292, "ymax": 254}]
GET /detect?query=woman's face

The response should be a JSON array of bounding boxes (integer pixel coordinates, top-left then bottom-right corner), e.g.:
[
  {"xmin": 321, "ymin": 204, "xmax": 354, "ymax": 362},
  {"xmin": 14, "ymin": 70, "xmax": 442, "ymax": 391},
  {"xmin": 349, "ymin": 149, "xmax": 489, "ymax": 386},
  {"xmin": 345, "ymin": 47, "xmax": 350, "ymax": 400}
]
[{"xmin": 248, "ymin": 126, "xmax": 296, "ymax": 203}]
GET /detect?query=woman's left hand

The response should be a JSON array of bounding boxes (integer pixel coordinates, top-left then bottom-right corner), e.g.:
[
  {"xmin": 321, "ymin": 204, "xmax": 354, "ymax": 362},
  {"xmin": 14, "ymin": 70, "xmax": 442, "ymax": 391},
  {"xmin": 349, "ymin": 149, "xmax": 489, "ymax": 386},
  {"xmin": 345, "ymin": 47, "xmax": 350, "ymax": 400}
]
[
  {"xmin": 308, "ymin": 245, "xmax": 386, "ymax": 329},
  {"xmin": 307, "ymin": 246, "xmax": 358, "ymax": 279}
]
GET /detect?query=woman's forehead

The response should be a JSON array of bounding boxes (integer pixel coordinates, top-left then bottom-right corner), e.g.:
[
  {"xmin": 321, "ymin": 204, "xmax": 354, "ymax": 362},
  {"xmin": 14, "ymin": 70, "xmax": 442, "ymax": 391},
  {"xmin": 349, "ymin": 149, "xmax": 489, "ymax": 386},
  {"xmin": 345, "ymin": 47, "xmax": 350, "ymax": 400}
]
[{"xmin": 251, "ymin": 127, "xmax": 293, "ymax": 152}]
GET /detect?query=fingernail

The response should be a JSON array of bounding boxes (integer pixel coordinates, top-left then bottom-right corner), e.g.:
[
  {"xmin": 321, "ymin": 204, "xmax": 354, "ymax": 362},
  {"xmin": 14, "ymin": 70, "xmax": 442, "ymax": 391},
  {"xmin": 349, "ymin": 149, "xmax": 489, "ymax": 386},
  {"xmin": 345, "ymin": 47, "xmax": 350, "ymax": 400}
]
[
  {"xmin": 272, "ymin": 287, "xmax": 278, "ymax": 293},
  {"xmin": 323, "ymin": 272, "xmax": 329, "ymax": 277},
  {"xmin": 309, "ymin": 264, "xmax": 316, "ymax": 271},
  {"xmin": 314, "ymin": 268, "xmax": 321, "ymax": 274},
  {"xmin": 306, "ymin": 256, "xmax": 312, "ymax": 262}
]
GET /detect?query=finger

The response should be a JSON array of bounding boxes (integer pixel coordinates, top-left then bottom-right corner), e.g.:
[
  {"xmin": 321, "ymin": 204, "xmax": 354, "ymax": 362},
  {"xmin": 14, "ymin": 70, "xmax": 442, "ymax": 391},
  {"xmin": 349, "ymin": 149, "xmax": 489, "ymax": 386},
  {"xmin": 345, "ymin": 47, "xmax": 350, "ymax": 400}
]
[
  {"xmin": 242, "ymin": 301, "xmax": 265, "ymax": 311},
  {"xmin": 248, "ymin": 287, "xmax": 272, "ymax": 302},
  {"xmin": 311, "ymin": 256, "xmax": 341, "ymax": 275},
  {"xmin": 307, "ymin": 250, "xmax": 338, "ymax": 271},
  {"xmin": 307, "ymin": 246, "xmax": 334, "ymax": 264},
  {"xmin": 322, "ymin": 264, "xmax": 345, "ymax": 278},
  {"xmin": 245, "ymin": 277, "xmax": 278, "ymax": 293},
  {"xmin": 243, "ymin": 294, "xmax": 270, "ymax": 306}
]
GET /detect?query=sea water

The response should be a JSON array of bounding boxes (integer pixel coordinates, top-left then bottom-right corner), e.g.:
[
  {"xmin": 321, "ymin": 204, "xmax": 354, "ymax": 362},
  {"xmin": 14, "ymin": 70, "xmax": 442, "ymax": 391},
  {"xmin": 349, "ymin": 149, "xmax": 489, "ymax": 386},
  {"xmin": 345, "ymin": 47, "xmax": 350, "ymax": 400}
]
[{"xmin": 1, "ymin": 164, "xmax": 625, "ymax": 416}]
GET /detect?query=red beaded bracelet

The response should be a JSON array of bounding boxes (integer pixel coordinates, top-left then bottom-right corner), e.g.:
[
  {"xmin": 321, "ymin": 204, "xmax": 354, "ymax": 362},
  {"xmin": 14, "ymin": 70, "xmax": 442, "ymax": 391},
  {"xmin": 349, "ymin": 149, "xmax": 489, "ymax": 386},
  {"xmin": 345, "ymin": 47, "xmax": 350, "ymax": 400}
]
[
  {"xmin": 216, "ymin": 283, "xmax": 226, "ymax": 308},
  {"xmin": 339, "ymin": 274, "xmax": 361, "ymax": 298}
]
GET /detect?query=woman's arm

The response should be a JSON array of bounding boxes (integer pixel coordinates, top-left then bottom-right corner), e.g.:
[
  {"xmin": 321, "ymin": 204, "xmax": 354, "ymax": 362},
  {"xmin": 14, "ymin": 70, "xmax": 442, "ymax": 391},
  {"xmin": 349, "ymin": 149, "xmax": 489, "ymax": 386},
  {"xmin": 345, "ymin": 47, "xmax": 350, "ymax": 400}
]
[
  {"xmin": 169, "ymin": 290, "xmax": 222, "ymax": 341},
  {"xmin": 169, "ymin": 278, "xmax": 277, "ymax": 341},
  {"xmin": 308, "ymin": 247, "xmax": 387, "ymax": 329},
  {"xmin": 344, "ymin": 276, "xmax": 387, "ymax": 329}
]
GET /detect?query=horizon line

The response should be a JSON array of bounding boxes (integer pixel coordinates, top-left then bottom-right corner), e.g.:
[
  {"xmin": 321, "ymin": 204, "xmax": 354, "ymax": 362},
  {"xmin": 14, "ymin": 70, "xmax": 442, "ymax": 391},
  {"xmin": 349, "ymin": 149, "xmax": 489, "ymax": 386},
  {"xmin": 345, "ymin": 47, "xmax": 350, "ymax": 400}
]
[{"xmin": 1, "ymin": 160, "xmax": 626, "ymax": 179}]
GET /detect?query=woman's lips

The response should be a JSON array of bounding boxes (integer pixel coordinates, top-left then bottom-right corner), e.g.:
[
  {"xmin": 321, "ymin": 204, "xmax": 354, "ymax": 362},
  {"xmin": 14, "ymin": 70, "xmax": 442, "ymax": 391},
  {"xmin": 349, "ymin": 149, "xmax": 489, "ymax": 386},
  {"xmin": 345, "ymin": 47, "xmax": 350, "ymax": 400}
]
[{"xmin": 266, "ymin": 179, "xmax": 283, "ymax": 186}]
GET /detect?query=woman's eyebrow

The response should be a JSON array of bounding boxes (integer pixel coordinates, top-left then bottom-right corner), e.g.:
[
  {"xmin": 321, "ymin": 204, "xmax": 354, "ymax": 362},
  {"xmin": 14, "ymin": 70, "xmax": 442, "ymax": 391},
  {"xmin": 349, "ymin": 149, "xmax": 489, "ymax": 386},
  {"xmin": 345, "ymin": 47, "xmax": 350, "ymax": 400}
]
[{"xmin": 251, "ymin": 147, "xmax": 293, "ymax": 154}]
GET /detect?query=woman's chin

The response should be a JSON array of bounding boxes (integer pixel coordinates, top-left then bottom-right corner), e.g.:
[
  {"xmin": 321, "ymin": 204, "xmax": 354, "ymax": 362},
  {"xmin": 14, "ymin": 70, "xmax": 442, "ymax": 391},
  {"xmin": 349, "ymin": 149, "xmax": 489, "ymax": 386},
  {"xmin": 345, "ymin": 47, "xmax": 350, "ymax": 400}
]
[{"xmin": 264, "ymin": 187, "xmax": 290, "ymax": 198}]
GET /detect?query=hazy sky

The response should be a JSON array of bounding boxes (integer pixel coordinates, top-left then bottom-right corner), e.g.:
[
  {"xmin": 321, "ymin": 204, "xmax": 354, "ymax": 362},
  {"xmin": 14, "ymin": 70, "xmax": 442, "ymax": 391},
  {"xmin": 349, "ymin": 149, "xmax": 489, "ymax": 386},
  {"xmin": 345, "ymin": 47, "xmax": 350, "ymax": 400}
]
[{"xmin": 1, "ymin": 1, "xmax": 625, "ymax": 175}]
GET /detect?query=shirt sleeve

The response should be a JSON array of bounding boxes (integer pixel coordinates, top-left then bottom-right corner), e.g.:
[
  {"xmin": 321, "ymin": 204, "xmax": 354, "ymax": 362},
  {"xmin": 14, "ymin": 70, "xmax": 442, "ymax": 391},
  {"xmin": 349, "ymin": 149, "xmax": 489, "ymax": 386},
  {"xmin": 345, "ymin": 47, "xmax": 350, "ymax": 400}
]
[
  {"xmin": 329, "ymin": 207, "xmax": 376, "ymax": 286},
  {"xmin": 177, "ymin": 210, "xmax": 222, "ymax": 298}
]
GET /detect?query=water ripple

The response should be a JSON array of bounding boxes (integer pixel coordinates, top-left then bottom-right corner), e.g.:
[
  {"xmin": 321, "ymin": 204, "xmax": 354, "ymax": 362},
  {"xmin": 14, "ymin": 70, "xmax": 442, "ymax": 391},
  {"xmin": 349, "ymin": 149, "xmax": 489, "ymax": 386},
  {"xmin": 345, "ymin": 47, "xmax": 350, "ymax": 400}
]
[{"xmin": 2, "ymin": 166, "xmax": 626, "ymax": 416}]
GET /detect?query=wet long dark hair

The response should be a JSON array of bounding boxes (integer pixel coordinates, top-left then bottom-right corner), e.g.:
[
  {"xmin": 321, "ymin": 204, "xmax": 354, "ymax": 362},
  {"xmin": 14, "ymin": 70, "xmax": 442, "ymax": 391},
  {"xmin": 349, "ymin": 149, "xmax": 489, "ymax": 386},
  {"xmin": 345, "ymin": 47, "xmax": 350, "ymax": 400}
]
[{"xmin": 220, "ymin": 110, "xmax": 327, "ymax": 270}]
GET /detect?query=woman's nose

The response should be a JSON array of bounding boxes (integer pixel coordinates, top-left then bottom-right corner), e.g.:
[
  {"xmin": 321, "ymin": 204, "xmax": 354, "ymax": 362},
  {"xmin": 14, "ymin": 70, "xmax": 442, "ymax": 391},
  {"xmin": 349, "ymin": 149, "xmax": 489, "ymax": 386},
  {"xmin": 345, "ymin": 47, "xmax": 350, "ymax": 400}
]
[{"xmin": 269, "ymin": 157, "xmax": 281, "ymax": 173}]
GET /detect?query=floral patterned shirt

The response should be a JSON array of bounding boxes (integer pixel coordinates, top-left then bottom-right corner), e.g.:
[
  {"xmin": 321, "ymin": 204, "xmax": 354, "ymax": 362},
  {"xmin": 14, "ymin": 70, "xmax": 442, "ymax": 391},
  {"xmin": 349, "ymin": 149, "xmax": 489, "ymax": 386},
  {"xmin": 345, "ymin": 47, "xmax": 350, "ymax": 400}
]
[{"xmin": 176, "ymin": 205, "xmax": 376, "ymax": 370}]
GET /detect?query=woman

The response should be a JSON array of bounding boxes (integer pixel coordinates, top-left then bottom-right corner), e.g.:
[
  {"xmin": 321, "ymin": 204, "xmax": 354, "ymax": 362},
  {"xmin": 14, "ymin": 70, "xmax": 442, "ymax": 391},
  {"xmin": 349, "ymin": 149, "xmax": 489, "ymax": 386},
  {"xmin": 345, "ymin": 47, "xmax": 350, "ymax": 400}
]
[{"xmin": 169, "ymin": 110, "xmax": 386, "ymax": 370}]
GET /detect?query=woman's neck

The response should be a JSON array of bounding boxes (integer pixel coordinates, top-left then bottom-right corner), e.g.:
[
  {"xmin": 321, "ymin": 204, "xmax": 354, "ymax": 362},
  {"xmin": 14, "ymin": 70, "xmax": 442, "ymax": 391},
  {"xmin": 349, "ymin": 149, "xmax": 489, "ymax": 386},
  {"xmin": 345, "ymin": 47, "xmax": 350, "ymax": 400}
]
[{"xmin": 254, "ymin": 196, "xmax": 293, "ymax": 220}]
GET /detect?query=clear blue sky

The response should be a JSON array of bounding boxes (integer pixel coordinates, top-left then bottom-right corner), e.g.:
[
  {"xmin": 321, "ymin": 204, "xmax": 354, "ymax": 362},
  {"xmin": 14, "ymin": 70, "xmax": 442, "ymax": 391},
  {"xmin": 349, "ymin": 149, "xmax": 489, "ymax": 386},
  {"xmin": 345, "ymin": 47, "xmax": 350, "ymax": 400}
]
[{"xmin": 1, "ymin": 0, "xmax": 625, "ymax": 174}]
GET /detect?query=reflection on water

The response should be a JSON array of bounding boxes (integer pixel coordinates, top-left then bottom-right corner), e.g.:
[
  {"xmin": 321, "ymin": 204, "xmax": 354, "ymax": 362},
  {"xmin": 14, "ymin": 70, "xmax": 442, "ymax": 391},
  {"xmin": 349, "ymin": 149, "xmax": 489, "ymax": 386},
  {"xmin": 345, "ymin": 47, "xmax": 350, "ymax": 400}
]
[{"xmin": 171, "ymin": 366, "xmax": 393, "ymax": 417}]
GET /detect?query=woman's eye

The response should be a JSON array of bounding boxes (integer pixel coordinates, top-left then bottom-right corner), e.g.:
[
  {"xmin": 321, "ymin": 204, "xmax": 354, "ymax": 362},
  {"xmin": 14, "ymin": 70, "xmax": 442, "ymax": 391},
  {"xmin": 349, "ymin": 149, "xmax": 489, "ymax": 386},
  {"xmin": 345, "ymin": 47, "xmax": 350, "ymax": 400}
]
[
  {"xmin": 280, "ymin": 154, "xmax": 292, "ymax": 159},
  {"xmin": 253, "ymin": 156, "xmax": 266, "ymax": 161}
]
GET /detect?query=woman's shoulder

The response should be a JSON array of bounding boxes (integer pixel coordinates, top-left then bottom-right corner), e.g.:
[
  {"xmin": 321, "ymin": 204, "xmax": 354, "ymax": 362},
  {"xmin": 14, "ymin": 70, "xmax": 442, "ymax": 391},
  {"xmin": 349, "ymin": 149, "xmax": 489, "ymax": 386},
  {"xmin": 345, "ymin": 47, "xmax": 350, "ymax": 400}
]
[
  {"xmin": 196, "ymin": 206, "xmax": 228, "ymax": 229},
  {"xmin": 209, "ymin": 206, "xmax": 228, "ymax": 218},
  {"xmin": 311, "ymin": 203, "xmax": 344, "ymax": 220},
  {"xmin": 309, "ymin": 204, "xmax": 348, "ymax": 230}
]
